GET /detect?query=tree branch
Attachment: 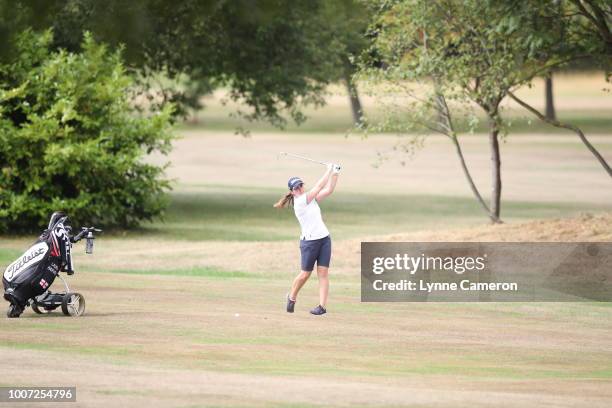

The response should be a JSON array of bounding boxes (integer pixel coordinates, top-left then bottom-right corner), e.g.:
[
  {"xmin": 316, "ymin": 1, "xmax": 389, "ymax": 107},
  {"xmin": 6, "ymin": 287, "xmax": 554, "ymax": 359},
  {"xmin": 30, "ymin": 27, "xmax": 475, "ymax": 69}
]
[
  {"xmin": 508, "ymin": 91, "xmax": 612, "ymax": 178},
  {"xmin": 571, "ymin": 0, "xmax": 612, "ymax": 47}
]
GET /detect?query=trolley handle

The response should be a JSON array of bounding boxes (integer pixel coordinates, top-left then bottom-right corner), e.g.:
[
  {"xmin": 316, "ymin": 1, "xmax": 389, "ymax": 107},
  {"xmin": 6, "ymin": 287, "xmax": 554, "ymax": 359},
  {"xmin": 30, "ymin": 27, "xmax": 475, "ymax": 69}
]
[
  {"xmin": 73, "ymin": 227, "xmax": 102, "ymax": 254},
  {"xmin": 83, "ymin": 227, "xmax": 101, "ymax": 255}
]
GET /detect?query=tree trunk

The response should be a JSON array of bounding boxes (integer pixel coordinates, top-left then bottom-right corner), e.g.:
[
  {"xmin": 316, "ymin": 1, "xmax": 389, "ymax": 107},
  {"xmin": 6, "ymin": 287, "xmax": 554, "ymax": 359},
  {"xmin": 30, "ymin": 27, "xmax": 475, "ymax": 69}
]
[
  {"xmin": 450, "ymin": 134, "xmax": 497, "ymax": 221},
  {"xmin": 488, "ymin": 118, "xmax": 502, "ymax": 223},
  {"xmin": 434, "ymin": 93, "xmax": 496, "ymax": 222},
  {"xmin": 545, "ymin": 74, "xmax": 556, "ymax": 120},
  {"xmin": 344, "ymin": 71, "xmax": 365, "ymax": 125}
]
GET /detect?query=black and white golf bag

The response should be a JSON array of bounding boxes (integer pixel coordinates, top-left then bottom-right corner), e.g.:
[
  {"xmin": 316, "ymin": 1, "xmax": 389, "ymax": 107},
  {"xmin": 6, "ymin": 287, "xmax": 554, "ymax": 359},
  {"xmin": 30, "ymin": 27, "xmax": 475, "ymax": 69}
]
[{"xmin": 3, "ymin": 212, "xmax": 74, "ymax": 313}]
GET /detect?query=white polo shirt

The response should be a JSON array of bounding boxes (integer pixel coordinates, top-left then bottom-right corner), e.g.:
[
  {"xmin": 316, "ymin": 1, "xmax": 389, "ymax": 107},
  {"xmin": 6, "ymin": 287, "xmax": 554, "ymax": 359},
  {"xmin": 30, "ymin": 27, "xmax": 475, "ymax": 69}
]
[{"xmin": 293, "ymin": 194, "xmax": 329, "ymax": 240}]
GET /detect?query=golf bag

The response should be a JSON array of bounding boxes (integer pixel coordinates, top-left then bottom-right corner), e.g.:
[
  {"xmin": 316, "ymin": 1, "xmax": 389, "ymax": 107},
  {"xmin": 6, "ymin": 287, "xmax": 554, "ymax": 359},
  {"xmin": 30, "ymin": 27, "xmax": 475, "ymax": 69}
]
[{"xmin": 2, "ymin": 212, "xmax": 85, "ymax": 317}]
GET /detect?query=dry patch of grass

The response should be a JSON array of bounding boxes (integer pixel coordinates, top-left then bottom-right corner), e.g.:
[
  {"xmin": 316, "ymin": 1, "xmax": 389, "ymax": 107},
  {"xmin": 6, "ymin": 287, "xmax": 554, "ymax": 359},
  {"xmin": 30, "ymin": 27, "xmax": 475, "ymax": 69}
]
[{"xmin": 40, "ymin": 212, "xmax": 608, "ymax": 278}]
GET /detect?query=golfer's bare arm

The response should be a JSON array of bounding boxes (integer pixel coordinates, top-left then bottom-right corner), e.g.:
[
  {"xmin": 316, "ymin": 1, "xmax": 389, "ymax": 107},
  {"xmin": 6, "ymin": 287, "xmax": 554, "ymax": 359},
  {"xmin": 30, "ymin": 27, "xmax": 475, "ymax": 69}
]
[
  {"xmin": 316, "ymin": 172, "xmax": 338, "ymax": 202},
  {"xmin": 306, "ymin": 167, "xmax": 333, "ymax": 204}
]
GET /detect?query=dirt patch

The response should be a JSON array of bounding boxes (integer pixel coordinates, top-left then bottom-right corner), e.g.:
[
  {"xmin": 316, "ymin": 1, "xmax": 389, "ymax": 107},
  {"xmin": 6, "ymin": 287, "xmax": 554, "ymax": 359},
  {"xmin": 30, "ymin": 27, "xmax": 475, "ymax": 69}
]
[{"xmin": 379, "ymin": 212, "xmax": 612, "ymax": 242}]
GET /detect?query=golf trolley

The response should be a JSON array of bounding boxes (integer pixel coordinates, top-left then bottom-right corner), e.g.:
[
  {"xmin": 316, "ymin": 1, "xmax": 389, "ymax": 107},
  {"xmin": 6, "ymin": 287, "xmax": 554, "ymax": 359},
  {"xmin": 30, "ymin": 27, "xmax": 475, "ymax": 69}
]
[
  {"xmin": 3, "ymin": 212, "xmax": 101, "ymax": 318},
  {"xmin": 30, "ymin": 273, "xmax": 86, "ymax": 317}
]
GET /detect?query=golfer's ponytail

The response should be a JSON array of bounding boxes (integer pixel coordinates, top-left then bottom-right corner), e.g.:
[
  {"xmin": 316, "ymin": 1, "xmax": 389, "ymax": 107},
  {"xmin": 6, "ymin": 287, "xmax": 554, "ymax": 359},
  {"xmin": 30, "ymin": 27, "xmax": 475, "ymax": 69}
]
[{"xmin": 273, "ymin": 192, "xmax": 294, "ymax": 209}]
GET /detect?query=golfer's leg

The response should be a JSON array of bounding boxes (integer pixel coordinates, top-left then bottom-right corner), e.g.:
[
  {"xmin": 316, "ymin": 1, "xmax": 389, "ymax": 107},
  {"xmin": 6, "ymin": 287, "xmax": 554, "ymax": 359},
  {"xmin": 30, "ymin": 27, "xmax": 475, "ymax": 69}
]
[
  {"xmin": 292, "ymin": 240, "xmax": 315, "ymax": 300},
  {"xmin": 316, "ymin": 236, "xmax": 331, "ymax": 308},
  {"xmin": 290, "ymin": 271, "xmax": 311, "ymax": 300},
  {"xmin": 316, "ymin": 266, "xmax": 329, "ymax": 308}
]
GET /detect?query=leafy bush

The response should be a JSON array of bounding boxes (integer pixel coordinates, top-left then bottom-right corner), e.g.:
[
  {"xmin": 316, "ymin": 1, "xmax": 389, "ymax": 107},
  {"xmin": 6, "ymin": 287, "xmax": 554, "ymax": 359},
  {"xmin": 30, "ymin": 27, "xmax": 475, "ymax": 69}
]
[{"xmin": 0, "ymin": 30, "xmax": 174, "ymax": 232}]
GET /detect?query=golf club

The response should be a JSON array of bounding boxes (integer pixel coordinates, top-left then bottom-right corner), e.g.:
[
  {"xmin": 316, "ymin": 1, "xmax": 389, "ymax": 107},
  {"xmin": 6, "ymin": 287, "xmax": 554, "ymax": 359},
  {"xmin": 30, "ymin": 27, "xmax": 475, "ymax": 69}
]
[{"xmin": 279, "ymin": 152, "xmax": 341, "ymax": 171}]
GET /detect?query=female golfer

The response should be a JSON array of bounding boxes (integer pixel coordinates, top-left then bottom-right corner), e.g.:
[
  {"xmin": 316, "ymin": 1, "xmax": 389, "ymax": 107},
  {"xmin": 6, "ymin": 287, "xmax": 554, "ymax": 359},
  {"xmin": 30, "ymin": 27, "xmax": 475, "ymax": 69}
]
[{"xmin": 274, "ymin": 163, "xmax": 340, "ymax": 315}]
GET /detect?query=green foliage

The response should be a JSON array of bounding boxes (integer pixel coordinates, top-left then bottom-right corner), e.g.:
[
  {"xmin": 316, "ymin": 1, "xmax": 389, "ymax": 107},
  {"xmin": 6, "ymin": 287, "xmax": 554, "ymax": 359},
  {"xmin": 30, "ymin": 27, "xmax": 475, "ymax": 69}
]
[
  {"xmin": 30, "ymin": 0, "xmax": 343, "ymax": 127},
  {"xmin": 1, "ymin": 1, "xmax": 376, "ymax": 130},
  {"xmin": 564, "ymin": 0, "xmax": 612, "ymax": 71},
  {"xmin": 0, "ymin": 30, "xmax": 174, "ymax": 232},
  {"xmin": 362, "ymin": 1, "xmax": 566, "ymax": 113},
  {"xmin": 321, "ymin": 0, "xmax": 373, "ymax": 76},
  {"xmin": 359, "ymin": 0, "xmax": 610, "ymax": 141},
  {"xmin": 361, "ymin": 0, "xmax": 609, "ymax": 125},
  {"xmin": 208, "ymin": 1, "xmax": 339, "ymax": 128}
]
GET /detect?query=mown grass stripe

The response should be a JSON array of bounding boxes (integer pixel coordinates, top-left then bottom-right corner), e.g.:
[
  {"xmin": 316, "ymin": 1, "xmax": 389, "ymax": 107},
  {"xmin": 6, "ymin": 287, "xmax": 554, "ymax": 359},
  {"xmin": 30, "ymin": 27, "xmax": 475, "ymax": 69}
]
[{"xmin": 96, "ymin": 267, "xmax": 255, "ymax": 279}]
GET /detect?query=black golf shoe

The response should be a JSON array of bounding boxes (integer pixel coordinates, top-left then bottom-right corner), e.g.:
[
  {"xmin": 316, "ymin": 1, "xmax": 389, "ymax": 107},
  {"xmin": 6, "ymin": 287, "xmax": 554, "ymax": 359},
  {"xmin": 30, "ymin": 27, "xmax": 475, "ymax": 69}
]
[
  {"xmin": 310, "ymin": 305, "xmax": 326, "ymax": 316},
  {"xmin": 286, "ymin": 294, "xmax": 296, "ymax": 313}
]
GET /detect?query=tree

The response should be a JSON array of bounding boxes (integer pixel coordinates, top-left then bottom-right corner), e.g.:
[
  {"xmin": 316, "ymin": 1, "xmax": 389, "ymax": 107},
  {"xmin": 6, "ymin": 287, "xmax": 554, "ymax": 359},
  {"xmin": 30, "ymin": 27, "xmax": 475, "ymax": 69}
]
[
  {"xmin": 568, "ymin": 0, "xmax": 612, "ymax": 57},
  {"xmin": 505, "ymin": 0, "xmax": 611, "ymax": 178},
  {"xmin": 0, "ymin": 30, "xmax": 174, "ymax": 231},
  {"xmin": 26, "ymin": 0, "xmax": 342, "ymax": 128},
  {"xmin": 492, "ymin": 0, "xmax": 612, "ymax": 177},
  {"xmin": 321, "ymin": 0, "xmax": 372, "ymax": 126},
  {"xmin": 544, "ymin": 73, "xmax": 556, "ymax": 120},
  {"xmin": 360, "ymin": 0, "xmax": 601, "ymax": 223},
  {"xmin": 360, "ymin": 2, "xmax": 491, "ymax": 222},
  {"xmin": 543, "ymin": 0, "xmax": 564, "ymax": 121}
]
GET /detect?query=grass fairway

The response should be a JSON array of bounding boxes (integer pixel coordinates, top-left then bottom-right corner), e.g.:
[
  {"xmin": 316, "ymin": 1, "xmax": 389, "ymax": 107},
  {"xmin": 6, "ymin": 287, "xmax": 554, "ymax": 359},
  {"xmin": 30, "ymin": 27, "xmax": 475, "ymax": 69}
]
[
  {"xmin": 1, "ymin": 78, "xmax": 611, "ymax": 407},
  {"xmin": 1, "ymin": 256, "xmax": 611, "ymax": 407},
  {"xmin": 138, "ymin": 186, "xmax": 609, "ymax": 242}
]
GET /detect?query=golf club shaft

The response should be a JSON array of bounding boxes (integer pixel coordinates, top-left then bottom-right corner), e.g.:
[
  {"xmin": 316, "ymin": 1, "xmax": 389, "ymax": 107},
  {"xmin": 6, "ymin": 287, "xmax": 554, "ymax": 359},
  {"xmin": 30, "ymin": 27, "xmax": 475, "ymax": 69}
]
[{"xmin": 280, "ymin": 152, "xmax": 328, "ymax": 166}]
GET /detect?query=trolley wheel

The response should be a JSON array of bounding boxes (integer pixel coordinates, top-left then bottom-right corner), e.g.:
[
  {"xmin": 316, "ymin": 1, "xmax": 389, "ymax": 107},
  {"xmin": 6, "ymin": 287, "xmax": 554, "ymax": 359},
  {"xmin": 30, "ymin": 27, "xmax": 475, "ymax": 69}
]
[
  {"xmin": 31, "ymin": 303, "xmax": 53, "ymax": 314},
  {"xmin": 61, "ymin": 293, "xmax": 85, "ymax": 317},
  {"xmin": 7, "ymin": 303, "xmax": 24, "ymax": 318}
]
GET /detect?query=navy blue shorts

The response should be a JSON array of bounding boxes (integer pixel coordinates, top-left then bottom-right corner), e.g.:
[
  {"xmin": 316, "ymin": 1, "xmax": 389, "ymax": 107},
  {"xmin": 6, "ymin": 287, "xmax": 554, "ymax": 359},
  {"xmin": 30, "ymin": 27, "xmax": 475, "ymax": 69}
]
[{"xmin": 300, "ymin": 235, "xmax": 331, "ymax": 272}]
